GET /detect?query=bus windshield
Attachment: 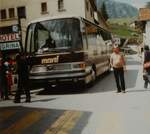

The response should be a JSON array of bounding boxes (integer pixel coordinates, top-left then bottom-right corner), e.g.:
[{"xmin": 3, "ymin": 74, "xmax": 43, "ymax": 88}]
[{"xmin": 26, "ymin": 18, "xmax": 82, "ymax": 54}]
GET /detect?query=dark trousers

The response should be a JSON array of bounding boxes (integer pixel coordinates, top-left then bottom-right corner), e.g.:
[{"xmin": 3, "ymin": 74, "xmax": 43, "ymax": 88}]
[
  {"xmin": 0, "ymin": 74, "xmax": 2, "ymax": 97},
  {"xmin": 15, "ymin": 78, "xmax": 30, "ymax": 101},
  {"xmin": 144, "ymin": 74, "xmax": 150, "ymax": 88},
  {"xmin": 1, "ymin": 77, "xmax": 9, "ymax": 99},
  {"xmin": 113, "ymin": 67, "xmax": 125, "ymax": 92}
]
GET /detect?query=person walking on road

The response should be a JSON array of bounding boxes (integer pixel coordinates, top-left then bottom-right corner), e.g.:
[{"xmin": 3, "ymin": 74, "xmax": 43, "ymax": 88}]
[
  {"xmin": 110, "ymin": 47, "xmax": 126, "ymax": 93},
  {"xmin": 14, "ymin": 53, "xmax": 31, "ymax": 103},
  {"xmin": 143, "ymin": 45, "xmax": 150, "ymax": 88}
]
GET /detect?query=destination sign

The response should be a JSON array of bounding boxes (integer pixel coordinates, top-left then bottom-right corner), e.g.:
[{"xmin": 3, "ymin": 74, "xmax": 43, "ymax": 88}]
[{"xmin": 0, "ymin": 42, "xmax": 20, "ymax": 51}]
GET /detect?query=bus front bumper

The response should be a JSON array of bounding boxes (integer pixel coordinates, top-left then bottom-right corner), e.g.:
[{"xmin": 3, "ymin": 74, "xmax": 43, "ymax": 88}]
[{"xmin": 29, "ymin": 70, "xmax": 92, "ymax": 87}]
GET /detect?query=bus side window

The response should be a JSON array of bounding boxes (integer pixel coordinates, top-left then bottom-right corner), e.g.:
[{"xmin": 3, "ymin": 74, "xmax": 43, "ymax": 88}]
[
  {"xmin": 85, "ymin": 22, "xmax": 97, "ymax": 55},
  {"xmin": 97, "ymin": 30, "xmax": 104, "ymax": 55},
  {"xmin": 99, "ymin": 30, "xmax": 109, "ymax": 55},
  {"xmin": 81, "ymin": 22, "xmax": 88, "ymax": 50}
]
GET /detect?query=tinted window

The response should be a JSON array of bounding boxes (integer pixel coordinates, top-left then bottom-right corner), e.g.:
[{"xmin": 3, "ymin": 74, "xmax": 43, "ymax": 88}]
[{"xmin": 26, "ymin": 18, "xmax": 82, "ymax": 54}]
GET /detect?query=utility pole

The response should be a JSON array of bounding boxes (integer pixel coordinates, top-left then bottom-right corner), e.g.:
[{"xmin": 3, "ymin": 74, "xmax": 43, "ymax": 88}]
[
  {"xmin": 17, "ymin": 7, "xmax": 26, "ymax": 52},
  {"xmin": 18, "ymin": 16, "xmax": 24, "ymax": 52}
]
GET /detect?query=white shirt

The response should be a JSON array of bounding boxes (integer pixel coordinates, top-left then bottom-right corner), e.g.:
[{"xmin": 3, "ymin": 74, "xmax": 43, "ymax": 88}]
[{"xmin": 110, "ymin": 52, "xmax": 124, "ymax": 68}]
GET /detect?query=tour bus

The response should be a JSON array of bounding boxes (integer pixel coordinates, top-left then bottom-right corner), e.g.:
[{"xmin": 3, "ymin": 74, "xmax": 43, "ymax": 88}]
[{"xmin": 25, "ymin": 15, "xmax": 112, "ymax": 89}]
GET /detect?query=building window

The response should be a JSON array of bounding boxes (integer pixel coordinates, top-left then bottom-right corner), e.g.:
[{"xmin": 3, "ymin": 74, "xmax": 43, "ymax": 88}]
[
  {"xmin": 90, "ymin": 8, "xmax": 93, "ymax": 17},
  {"xmin": 58, "ymin": 0, "xmax": 64, "ymax": 11},
  {"xmin": 0, "ymin": 9, "xmax": 7, "ymax": 19},
  {"xmin": 41, "ymin": 2, "xmax": 47, "ymax": 14},
  {"xmin": 86, "ymin": 1, "xmax": 89, "ymax": 11},
  {"xmin": 17, "ymin": 6, "xmax": 26, "ymax": 18},
  {"xmin": 9, "ymin": 8, "xmax": 15, "ymax": 18}
]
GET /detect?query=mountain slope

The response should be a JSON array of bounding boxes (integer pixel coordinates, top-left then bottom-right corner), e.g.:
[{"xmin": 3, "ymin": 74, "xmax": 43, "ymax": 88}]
[{"xmin": 96, "ymin": 0, "xmax": 138, "ymax": 18}]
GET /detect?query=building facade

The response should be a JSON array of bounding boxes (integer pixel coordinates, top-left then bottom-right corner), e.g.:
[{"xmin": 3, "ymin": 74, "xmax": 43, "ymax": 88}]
[{"xmin": 138, "ymin": 8, "xmax": 150, "ymax": 48}]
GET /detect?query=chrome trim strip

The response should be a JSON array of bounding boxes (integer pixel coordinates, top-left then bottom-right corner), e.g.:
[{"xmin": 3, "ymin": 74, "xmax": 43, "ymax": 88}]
[
  {"xmin": 29, "ymin": 72, "xmax": 88, "ymax": 80},
  {"xmin": 30, "ymin": 62, "xmax": 87, "ymax": 73}
]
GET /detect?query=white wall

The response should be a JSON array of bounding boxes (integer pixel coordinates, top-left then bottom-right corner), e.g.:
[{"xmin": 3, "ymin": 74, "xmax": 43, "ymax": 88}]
[
  {"xmin": 0, "ymin": 0, "xmax": 93, "ymax": 26},
  {"xmin": 26, "ymin": 0, "xmax": 86, "ymax": 24},
  {"xmin": 63, "ymin": 0, "xmax": 85, "ymax": 17},
  {"xmin": 145, "ymin": 21, "xmax": 150, "ymax": 47}
]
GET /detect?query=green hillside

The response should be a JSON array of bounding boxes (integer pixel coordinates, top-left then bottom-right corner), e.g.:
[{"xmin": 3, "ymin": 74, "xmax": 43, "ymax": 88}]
[
  {"xmin": 110, "ymin": 25, "xmax": 137, "ymax": 38},
  {"xmin": 108, "ymin": 17, "xmax": 139, "ymax": 38},
  {"xmin": 108, "ymin": 17, "xmax": 137, "ymax": 25}
]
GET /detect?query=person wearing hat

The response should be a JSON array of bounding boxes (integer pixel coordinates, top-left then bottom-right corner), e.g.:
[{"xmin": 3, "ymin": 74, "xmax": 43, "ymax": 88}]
[{"xmin": 110, "ymin": 47, "xmax": 126, "ymax": 93}]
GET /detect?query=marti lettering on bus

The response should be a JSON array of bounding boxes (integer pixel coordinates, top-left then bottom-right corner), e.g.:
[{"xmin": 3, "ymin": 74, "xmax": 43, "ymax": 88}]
[{"xmin": 41, "ymin": 56, "xmax": 59, "ymax": 64}]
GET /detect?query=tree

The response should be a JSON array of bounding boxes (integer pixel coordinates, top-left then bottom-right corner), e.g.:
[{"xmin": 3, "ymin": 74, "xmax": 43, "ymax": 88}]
[
  {"xmin": 101, "ymin": 2, "xmax": 109, "ymax": 21},
  {"xmin": 145, "ymin": 2, "xmax": 150, "ymax": 8}
]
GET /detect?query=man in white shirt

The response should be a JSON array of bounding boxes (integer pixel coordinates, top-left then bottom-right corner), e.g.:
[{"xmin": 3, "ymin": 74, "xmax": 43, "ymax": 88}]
[{"xmin": 110, "ymin": 47, "xmax": 126, "ymax": 93}]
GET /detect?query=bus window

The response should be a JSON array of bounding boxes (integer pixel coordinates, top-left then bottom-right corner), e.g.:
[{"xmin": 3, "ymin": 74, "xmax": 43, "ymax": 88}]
[
  {"xmin": 98, "ymin": 30, "xmax": 112, "ymax": 54},
  {"xmin": 34, "ymin": 23, "xmax": 51, "ymax": 52},
  {"xmin": 81, "ymin": 22, "xmax": 88, "ymax": 50},
  {"xmin": 100, "ymin": 30, "xmax": 111, "ymax": 41},
  {"xmin": 96, "ymin": 32, "xmax": 104, "ymax": 55},
  {"xmin": 26, "ymin": 25, "xmax": 34, "ymax": 53},
  {"xmin": 26, "ymin": 18, "xmax": 83, "ymax": 54},
  {"xmin": 85, "ymin": 22, "xmax": 97, "ymax": 55}
]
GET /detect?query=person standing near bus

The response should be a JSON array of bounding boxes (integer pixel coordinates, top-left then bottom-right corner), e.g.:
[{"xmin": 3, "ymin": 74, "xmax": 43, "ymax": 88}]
[
  {"xmin": 14, "ymin": 53, "xmax": 31, "ymax": 103},
  {"xmin": 7, "ymin": 57, "xmax": 13, "ymax": 95},
  {"xmin": 0, "ymin": 51, "xmax": 2, "ymax": 99},
  {"xmin": 1, "ymin": 55, "xmax": 10, "ymax": 100},
  {"xmin": 110, "ymin": 47, "xmax": 126, "ymax": 93}
]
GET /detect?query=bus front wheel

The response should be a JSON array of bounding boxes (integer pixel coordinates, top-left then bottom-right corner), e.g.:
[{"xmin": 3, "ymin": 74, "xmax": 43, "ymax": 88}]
[{"xmin": 87, "ymin": 68, "xmax": 96, "ymax": 88}]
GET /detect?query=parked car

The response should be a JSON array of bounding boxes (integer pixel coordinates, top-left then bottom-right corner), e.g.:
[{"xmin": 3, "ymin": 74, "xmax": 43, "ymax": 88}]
[{"xmin": 121, "ymin": 47, "xmax": 137, "ymax": 55}]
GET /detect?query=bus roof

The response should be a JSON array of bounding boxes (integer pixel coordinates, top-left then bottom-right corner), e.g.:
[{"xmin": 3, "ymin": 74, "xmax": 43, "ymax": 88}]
[
  {"xmin": 28, "ymin": 15, "xmax": 111, "ymax": 33},
  {"xmin": 29, "ymin": 15, "xmax": 82, "ymax": 25}
]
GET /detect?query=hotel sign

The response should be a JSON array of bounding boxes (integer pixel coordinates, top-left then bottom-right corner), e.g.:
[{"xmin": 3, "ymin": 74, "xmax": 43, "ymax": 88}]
[
  {"xmin": 0, "ymin": 33, "xmax": 20, "ymax": 42},
  {"xmin": 0, "ymin": 42, "xmax": 20, "ymax": 51},
  {"xmin": 0, "ymin": 25, "xmax": 21, "ymax": 51}
]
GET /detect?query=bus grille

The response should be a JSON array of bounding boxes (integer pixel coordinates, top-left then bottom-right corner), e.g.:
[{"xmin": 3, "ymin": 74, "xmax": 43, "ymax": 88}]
[{"xmin": 31, "ymin": 64, "xmax": 72, "ymax": 73}]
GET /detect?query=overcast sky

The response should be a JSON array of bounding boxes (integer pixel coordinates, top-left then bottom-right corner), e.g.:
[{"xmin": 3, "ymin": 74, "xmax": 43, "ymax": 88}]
[{"xmin": 115, "ymin": 0, "xmax": 149, "ymax": 8}]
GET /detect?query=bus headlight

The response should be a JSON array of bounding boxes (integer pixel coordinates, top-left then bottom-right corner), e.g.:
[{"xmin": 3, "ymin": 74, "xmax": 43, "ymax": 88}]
[
  {"xmin": 30, "ymin": 66, "xmax": 47, "ymax": 73},
  {"xmin": 72, "ymin": 63, "xmax": 85, "ymax": 69}
]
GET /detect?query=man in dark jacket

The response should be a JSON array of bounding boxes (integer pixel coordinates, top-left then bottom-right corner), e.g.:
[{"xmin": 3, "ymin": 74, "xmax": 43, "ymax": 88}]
[
  {"xmin": 14, "ymin": 53, "xmax": 31, "ymax": 103},
  {"xmin": 0, "ymin": 51, "xmax": 2, "ymax": 99},
  {"xmin": 1, "ymin": 55, "xmax": 9, "ymax": 100}
]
